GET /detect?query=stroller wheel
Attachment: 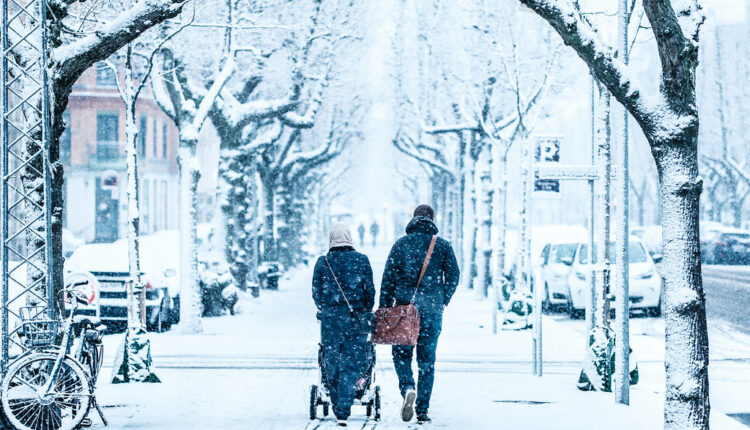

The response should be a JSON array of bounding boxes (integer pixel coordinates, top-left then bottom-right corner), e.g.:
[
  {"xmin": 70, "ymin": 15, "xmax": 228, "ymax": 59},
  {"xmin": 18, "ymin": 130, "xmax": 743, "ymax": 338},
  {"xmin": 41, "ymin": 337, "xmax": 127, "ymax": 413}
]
[
  {"xmin": 323, "ymin": 403, "xmax": 329, "ymax": 417},
  {"xmin": 310, "ymin": 385, "xmax": 319, "ymax": 420},
  {"xmin": 374, "ymin": 386, "xmax": 381, "ymax": 421}
]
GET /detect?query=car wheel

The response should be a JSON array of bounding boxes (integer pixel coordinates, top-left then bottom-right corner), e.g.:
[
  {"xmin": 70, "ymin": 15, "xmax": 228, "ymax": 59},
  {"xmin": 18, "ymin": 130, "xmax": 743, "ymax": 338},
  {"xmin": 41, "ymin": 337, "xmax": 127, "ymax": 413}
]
[
  {"xmin": 567, "ymin": 290, "xmax": 583, "ymax": 320},
  {"xmin": 542, "ymin": 283, "xmax": 551, "ymax": 313},
  {"xmin": 170, "ymin": 296, "xmax": 181, "ymax": 325},
  {"xmin": 158, "ymin": 297, "xmax": 172, "ymax": 332},
  {"xmin": 648, "ymin": 297, "xmax": 662, "ymax": 318}
]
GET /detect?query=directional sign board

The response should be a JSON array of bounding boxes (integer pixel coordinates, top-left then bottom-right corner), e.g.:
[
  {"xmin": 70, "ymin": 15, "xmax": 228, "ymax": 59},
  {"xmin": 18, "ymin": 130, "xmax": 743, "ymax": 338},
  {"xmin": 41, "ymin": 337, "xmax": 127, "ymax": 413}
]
[{"xmin": 534, "ymin": 136, "xmax": 562, "ymax": 198}]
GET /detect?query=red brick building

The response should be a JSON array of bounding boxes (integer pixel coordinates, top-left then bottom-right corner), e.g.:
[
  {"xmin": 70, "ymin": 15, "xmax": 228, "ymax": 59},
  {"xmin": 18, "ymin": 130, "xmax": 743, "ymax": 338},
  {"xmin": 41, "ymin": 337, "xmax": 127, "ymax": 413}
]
[{"xmin": 63, "ymin": 62, "xmax": 179, "ymax": 243}]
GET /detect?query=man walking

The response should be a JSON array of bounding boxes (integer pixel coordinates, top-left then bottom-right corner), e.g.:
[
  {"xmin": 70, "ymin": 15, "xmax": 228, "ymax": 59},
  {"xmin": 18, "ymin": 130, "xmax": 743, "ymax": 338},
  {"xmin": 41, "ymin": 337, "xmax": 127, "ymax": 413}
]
[
  {"xmin": 358, "ymin": 223, "xmax": 366, "ymax": 247},
  {"xmin": 370, "ymin": 221, "xmax": 380, "ymax": 247},
  {"xmin": 380, "ymin": 204, "xmax": 460, "ymax": 423}
]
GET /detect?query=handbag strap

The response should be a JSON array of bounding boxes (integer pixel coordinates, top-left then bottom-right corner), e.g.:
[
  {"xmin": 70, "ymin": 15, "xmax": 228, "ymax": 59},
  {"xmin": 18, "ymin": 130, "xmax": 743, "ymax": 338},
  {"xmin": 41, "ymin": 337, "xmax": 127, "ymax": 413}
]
[
  {"xmin": 325, "ymin": 256, "xmax": 354, "ymax": 314},
  {"xmin": 411, "ymin": 235, "xmax": 437, "ymax": 304}
]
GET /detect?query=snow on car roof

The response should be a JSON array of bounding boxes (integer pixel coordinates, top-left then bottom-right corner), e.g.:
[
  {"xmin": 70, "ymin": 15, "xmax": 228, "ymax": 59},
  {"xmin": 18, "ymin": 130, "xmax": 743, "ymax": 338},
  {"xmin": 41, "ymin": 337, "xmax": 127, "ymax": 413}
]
[
  {"xmin": 66, "ymin": 231, "xmax": 180, "ymax": 274},
  {"xmin": 532, "ymin": 225, "xmax": 588, "ymax": 246},
  {"xmin": 65, "ymin": 241, "xmax": 128, "ymax": 273}
]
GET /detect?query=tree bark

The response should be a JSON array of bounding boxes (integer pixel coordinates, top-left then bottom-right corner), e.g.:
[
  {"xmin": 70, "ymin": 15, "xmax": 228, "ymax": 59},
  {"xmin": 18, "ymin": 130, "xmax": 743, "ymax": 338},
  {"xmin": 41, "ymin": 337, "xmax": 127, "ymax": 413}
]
[
  {"xmin": 655, "ymin": 142, "xmax": 708, "ymax": 430},
  {"xmin": 261, "ymin": 177, "xmax": 277, "ymax": 262},
  {"xmin": 124, "ymin": 74, "xmax": 144, "ymax": 329},
  {"xmin": 177, "ymin": 145, "xmax": 202, "ymax": 333}
]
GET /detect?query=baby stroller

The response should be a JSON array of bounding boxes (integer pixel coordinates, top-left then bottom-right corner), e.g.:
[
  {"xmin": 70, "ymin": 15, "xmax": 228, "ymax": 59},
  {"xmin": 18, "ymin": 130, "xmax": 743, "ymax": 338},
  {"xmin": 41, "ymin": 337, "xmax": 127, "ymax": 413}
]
[{"xmin": 310, "ymin": 341, "xmax": 381, "ymax": 421}]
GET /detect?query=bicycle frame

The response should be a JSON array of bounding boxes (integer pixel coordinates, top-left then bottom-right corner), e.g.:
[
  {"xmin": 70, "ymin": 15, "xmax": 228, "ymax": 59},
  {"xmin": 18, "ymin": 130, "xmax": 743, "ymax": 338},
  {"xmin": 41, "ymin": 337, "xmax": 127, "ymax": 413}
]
[{"xmin": 39, "ymin": 292, "xmax": 78, "ymax": 395}]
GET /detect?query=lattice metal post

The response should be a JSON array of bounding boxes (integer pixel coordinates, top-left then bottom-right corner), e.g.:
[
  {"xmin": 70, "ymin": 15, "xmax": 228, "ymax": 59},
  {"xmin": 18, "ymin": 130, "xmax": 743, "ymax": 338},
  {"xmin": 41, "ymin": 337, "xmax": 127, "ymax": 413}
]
[{"xmin": 1, "ymin": 0, "xmax": 54, "ymax": 375}]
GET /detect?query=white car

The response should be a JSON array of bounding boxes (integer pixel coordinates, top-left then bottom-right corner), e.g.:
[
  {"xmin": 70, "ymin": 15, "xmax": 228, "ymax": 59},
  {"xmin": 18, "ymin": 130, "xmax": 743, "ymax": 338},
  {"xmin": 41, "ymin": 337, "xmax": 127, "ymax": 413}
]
[
  {"xmin": 64, "ymin": 233, "xmax": 178, "ymax": 331},
  {"xmin": 566, "ymin": 237, "xmax": 662, "ymax": 319},
  {"xmin": 538, "ymin": 241, "xmax": 580, "ymax": 310},
  {"xmin": 530, "ymin": 225, "xmax": 589, "ymax": 310}
]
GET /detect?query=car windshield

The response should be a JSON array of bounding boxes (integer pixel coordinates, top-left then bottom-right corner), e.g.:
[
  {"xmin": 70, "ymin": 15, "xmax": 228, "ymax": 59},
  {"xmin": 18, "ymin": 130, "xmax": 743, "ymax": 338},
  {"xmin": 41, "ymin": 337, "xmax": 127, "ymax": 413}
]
[
  {"xmin": 551, "ymin": 244, "xmax": 578, "ymax": 263},
  {"xmin": 723, "ymin": 233, "xmax": 750, "ymax": 242},
  {"xmin": 578, "ymin": 242, "xmax": 649, "ymax": 264},
  {"xmin": 701, "ymin": 229, "xmax": 722, "ymax": 241}
]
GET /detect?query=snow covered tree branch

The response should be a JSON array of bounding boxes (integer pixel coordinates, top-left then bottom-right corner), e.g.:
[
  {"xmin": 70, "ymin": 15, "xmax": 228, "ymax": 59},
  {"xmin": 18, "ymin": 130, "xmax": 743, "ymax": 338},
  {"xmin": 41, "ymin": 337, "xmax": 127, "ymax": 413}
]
[{"xmin": 516, "ymin": 1, "xmax": 709, "ymax": 428}]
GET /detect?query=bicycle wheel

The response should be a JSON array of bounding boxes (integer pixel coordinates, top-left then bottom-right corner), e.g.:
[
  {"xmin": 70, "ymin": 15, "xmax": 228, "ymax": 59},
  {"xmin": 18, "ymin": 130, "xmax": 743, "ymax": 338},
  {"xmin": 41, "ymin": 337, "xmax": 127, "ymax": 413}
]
[{"xmin": 1, "ymin": 352, "xmax": 91, "ymax": 430}]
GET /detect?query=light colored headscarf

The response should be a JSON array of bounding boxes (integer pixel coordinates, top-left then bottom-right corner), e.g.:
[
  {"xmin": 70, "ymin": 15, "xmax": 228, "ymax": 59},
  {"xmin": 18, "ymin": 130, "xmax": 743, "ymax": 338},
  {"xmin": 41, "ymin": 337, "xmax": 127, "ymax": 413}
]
[{"xmin": 329, "ymin": 222, "xmax": 354, "ymax": 249}]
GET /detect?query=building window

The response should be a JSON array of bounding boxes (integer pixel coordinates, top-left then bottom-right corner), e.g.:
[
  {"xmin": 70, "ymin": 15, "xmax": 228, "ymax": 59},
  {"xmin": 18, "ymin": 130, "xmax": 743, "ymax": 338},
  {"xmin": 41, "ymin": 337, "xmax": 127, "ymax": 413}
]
[
  {"xmin": 161, "ymin": 180, "xmax": 168, "ymax": 229},
  {"xmin": 96, "ymin": 113, "xmax": 119, "ymax": 160},
  {"xmin": 138, "ymin": 115, "xmax": 147, "ymax": 158},
  {"xmin": 60, "ymin": 111, "xmax": 71, "ymax": 163},
  {"xmin": 152, "ymin": 118, "xmax": 157, "ymax": 158},
  {"xmin": 95, "ymin": 62, "xmax": 116, "ymax": 87},
  {"xmin": 162, "ymin": 121, "xmax": 168, "ymax": 159}
]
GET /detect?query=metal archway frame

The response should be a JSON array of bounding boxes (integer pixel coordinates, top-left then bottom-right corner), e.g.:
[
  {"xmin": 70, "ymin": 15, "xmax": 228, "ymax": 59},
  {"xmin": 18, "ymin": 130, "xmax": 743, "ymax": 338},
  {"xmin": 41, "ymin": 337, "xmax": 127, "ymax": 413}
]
[{"xmin": 0, "ymin": 0, "xmax": 54, "ymax": 375}]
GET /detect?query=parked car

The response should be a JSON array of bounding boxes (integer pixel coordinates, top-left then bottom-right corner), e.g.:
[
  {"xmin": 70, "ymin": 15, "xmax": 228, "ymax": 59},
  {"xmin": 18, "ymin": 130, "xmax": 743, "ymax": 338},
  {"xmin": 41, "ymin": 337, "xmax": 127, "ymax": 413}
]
[
  {"xmin": 64, "ymin": 233, "xmax": 177, "ymax": 332},
  {"xmin": 63, "ymin": 228, "xmax": 85, "ymax": 258},
  {"xmin": 566, "ymin": 237, "xmax": 662, "ymax": 319},
  {"xmin": 704, "ymin": 228, "xmax": 750, "ymax": 265},
  {"xmin": 631, "ymin": 225, "xmax": 662, "ymax": 257},
  {"xmin": 700, "ymin": 221, "xmax": 728, "ymax": 264},
  {"xmin": 538, "ymin": 241, "xmax": 580, "ymax": 310},
  {"xmin": 528, "ymin": 225, "xmax": 588, "ymax": 311}
]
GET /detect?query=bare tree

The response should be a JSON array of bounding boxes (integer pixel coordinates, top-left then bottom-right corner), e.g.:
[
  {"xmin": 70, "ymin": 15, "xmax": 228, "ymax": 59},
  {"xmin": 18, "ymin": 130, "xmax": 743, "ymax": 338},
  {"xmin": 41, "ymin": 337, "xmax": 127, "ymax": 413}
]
[
  {"xmin": 517, "ymin": 0, "xmax": 708, "ymax": 427},
  {"xmin": 11, "ymin": 0, "xmax": 192, "ymax": 308}
]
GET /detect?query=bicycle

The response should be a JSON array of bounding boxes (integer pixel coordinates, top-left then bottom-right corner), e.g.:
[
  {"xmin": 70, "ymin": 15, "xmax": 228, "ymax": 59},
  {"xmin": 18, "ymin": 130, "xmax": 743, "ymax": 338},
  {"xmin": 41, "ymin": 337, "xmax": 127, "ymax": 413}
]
[{"xmin": 0, "ymin": 282, "xmax": 108, "ymax": 430}]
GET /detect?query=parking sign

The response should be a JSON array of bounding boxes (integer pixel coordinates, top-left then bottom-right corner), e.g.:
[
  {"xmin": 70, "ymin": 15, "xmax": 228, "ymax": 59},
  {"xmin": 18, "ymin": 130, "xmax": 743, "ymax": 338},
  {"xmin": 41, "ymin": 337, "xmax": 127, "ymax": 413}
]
[{"xmin": 534, "ymin": 137, "xmax": 561, "ymax": 198}]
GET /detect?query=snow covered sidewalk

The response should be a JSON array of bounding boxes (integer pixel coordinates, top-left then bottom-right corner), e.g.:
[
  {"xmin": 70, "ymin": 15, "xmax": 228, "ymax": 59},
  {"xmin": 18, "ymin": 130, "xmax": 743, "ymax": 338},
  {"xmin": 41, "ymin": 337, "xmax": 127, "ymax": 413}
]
[{"xmin": 88, "ymin": 247, "xmax": 750, "ymax": 429}]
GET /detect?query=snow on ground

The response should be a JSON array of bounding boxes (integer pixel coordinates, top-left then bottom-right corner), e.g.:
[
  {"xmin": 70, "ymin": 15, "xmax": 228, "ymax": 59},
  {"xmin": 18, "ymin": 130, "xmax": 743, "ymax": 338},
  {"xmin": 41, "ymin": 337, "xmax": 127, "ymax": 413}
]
[{"xmin": 90, "ymin": 244, "xmax": 750, "ymax": 429}]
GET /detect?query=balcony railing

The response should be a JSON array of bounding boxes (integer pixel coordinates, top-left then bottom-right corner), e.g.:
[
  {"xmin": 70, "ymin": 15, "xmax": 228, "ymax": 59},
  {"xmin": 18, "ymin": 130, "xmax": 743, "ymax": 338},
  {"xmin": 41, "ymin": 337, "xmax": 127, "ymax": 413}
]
[{"xmin": 89, "ymin": 141, "xmax": 125, "ymax": 169}]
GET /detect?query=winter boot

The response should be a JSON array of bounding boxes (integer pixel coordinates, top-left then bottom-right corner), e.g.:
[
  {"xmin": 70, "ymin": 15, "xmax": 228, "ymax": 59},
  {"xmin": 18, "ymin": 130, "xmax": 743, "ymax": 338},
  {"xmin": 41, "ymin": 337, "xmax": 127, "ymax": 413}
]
[
  {"xmin": 401, "ymin": 389, "xmax": 417, "ymax": 422},
  {"xmin": 417, "ymin": 413, "xmax": 432, "ymax": 424}
]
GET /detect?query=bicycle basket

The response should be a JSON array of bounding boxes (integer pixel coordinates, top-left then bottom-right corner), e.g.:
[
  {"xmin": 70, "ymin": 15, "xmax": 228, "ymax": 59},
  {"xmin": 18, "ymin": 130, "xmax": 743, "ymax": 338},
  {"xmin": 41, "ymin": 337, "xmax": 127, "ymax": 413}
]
[{"xmin": 19, "ymin": 307, "xmax": 59, "ymax": 348}]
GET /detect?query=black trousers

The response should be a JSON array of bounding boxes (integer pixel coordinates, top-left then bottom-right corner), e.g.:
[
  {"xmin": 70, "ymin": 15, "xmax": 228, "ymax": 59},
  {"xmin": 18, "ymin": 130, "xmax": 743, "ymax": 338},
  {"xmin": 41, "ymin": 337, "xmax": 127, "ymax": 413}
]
[
  {"xmin": 320, "ymin": 312, "xmax": 368, "ymax": 420},
  {"xmin": 392, "ymin": 313, "xmax": 443, "ymax": 414}
]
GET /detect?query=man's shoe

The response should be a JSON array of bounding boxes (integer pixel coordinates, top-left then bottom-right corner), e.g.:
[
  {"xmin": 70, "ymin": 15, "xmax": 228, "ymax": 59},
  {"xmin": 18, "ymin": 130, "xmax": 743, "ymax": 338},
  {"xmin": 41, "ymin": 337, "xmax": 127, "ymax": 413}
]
[
  {"xmin": 417, "ymin": 413, "xmax": 432, "ymax": 424},
  {"xmin": 401, "ymin": 389, "xmax": 417, "ymax": 422},
  {"xmin": 337, "ymin": 419, "xmax": 347, "ymax": 427}
]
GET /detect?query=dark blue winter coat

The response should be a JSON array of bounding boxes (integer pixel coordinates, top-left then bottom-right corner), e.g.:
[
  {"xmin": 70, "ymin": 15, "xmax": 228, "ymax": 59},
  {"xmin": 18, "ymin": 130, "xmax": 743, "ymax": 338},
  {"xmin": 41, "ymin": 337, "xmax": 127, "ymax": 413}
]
[
  {"xmin": 380, "ymin": 216, "xmax": 460, "ymax": 314},
  {"xmin": 313, "ymin": 246, "xmax": 375, "ymax": 314}
]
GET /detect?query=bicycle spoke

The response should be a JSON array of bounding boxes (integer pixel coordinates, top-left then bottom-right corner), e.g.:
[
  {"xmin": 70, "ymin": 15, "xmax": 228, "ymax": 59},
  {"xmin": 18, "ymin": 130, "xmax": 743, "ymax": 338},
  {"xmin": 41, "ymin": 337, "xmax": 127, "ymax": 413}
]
[
  {"xmin": 50, "ymin": 405, "xmax": 62, "ymax": 429},
  {"xmin": 9, "ymin": 374, "xmax": 40, "ymax": 393}
]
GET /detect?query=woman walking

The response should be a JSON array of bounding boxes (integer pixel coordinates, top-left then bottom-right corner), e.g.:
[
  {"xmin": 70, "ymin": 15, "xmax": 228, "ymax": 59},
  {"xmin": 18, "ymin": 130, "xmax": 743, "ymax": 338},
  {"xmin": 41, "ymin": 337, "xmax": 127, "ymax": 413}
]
[{"xmin": 312, "ymin": 223, "xmax": 376, "ymax": 427}]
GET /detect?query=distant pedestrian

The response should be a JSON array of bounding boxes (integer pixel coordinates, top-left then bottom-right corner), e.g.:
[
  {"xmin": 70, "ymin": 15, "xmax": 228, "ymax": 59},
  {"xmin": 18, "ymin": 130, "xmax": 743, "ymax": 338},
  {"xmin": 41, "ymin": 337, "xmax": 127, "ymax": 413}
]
[
  {"xmin": 312, "ymin": 223, "xmax": 376, "ymax": 427},
  {"xmin": 370, "ymin": 221, "xmax": 379, "ymax": 247},
  {"xmin": 380, "ymin": 204, "xmax": 460, "ymax": 424},
  {"xmin": 358, "ymin": 223, "xmax": 366, "ymax": 247}
]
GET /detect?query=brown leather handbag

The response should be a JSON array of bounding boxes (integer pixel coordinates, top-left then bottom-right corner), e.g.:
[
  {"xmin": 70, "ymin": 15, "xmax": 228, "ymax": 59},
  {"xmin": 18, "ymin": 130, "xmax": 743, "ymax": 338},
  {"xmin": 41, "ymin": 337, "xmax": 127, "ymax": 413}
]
[{"xmin": 373, "ymin": 235, "xmax": 437, "ymax": 346}]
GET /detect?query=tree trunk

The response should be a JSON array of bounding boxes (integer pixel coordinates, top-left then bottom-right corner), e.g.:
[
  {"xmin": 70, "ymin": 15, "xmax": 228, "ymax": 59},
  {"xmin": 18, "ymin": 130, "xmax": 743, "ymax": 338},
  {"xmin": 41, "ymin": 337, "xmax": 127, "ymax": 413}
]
[
  {"xmin": 469, "ymin": 159, "xmax": 479, "ymax": 290},
  {"xmin": 517, "ymin": 134, "xmax": 532, "ymax": 293},
  {"xmin": 497, "ymin": 153, "xmax": 509, "ymax": 285},
  {"xmin": 124, "ymin": 96, "xmax": 144, "ymax": 328},
  {"xmin": 732, "ymin": 200, "xmax": 743, "ymax": 228},
  {"xmin": 489, "ymin": 140, "xmax": 503, "ymax": 298},
  {"xmin": 261, "ymin": 178, "xmax": 276, "ymax": 261},
  {"xmin": 477, "ymin": 157, "xmax": 492, "ymax": 298},
  {"xmin": 655, "ymin": 142, "xmax": 709, "ymax": 430},
  {"xmin": 456, "ymin": 135, "xmax": 466, "ymax": 270},
  {"xmin": 177, "ymin": 145, "xmax": 202, "ymax": 333},
  {"xmin": 461, "ymin": 134, "xmax": 474, "ymax": 290}
]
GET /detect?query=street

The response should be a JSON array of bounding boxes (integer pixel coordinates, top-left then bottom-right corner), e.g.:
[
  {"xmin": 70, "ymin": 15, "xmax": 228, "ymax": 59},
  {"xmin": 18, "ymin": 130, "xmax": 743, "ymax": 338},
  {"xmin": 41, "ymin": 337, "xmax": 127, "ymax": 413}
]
[
  {"xmin": 86, "ymin": 245, "xmax": 750, "ymax": 429},
  {"xmin": 703, "ymin": 269, "xmax": 750, "ymax": 336}
]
